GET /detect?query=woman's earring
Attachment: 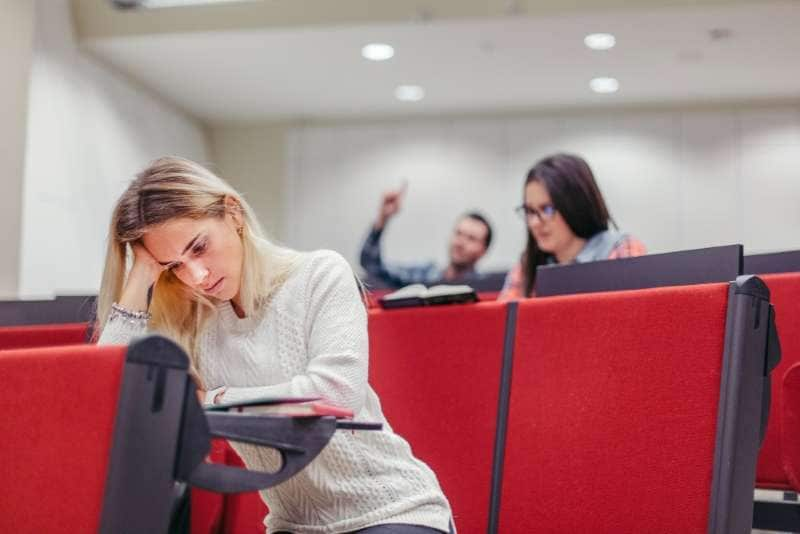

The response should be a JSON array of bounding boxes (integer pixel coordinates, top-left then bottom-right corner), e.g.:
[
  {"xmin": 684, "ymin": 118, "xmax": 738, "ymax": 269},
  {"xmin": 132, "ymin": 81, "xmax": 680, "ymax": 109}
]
[{"xmin": 237, "ymin": 226, "xmax": 243, "ymax": 236}]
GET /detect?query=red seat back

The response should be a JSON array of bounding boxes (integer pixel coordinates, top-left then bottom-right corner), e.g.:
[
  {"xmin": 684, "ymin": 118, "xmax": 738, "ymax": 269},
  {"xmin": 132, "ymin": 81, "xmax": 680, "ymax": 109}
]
[
  {"xmin": 782, "ymin": 363, "xmax": 800, "ymax": 490},
  {"xmin": 0, "ymin": 322, "xmax": 89, "ymax": 350},
  {"xmin": 0, "ymin": 344, "xmax": 126, "ymax": 533},
  {"xmin": 369, "ymin": 302, "xmax": 509, "ymax": 532},
  {"xmin": 756, "ymin": 273, "xmax": 800, "ymax": 491},
  {"xmin": 500, "ymin": 284, "xmax": 730, "ymax": 532}
]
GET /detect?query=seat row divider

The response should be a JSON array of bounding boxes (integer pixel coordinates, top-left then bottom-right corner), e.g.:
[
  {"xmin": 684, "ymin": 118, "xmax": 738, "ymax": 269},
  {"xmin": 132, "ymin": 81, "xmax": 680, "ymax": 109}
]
[{"xmin": 487, "ymin": 302, "xmax": 518, "ymax": 534}]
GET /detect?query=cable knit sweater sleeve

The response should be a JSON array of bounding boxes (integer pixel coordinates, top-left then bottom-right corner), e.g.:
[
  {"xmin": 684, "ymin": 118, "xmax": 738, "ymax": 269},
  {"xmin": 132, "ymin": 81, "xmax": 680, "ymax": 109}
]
[
  {"xmin": 96, "ymin": 313, "xmax": 149, "ymax": 346},
  {"xmin": 218, "ymin": 251, "xmax": 369, "ymax": 411}
]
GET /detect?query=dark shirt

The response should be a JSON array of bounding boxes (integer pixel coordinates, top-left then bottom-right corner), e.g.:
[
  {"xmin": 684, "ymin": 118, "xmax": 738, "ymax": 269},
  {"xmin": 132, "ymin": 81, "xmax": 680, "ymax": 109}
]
[{"xmin": 359, "ymin": 227, "xmax": 475, "ymax": 289}]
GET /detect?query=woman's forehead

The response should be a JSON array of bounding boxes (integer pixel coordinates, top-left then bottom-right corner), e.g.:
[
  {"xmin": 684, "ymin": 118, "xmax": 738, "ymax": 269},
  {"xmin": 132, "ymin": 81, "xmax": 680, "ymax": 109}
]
[
  {"xmin": 146, "ymin": 217, "xmax": 205, "ymax": 239},
  {"xmin": 525, "ymin": 181, "xmax": 551, "ymax": 205},
  {"xmin": 142, "ymin": 217, "xmax": 212, "ymax": 258}
]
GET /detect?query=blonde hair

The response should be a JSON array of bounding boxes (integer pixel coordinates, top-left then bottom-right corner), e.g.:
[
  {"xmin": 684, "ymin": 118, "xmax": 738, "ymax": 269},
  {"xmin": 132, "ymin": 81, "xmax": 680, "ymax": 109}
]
[{"xmin": 95, "ymin": 156, "xmax": 301, "ymax": 382}]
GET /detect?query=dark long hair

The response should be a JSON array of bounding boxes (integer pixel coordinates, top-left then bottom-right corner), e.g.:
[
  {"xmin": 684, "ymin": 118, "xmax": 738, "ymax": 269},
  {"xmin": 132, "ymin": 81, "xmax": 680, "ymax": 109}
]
[{"xmin": 521, "ymin": 153, "xmax": 614, "ymax": 296}]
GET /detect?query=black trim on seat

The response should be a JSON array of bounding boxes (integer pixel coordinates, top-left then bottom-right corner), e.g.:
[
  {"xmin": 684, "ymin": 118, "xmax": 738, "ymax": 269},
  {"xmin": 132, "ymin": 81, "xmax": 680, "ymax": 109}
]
[
  {"xmin": 0, "ymin": 295, "xmax": 96, "ymax": 326},
  {"xmin": 744, "ymin": 249, "xmax": 800, "ymax": 275},
  {"xmin": 709, "ymin": 275, "xmax": 781, "ymax": 534},
  {"xmin": 535, "ymin": 244, "xmax": 743, "ymax": 297},
  {"xmin": 185, "ymin": 414, "xmax": 339, "ymax": 493},
  {"xmin": 100, "ymin": 336, "xmax": 191, "ymax": 534},
  {"xmin": 487, "ymin": 302, "xmax": 517, "ymax": 534},
  {"xmin": 753, "ymin": 500, "xmax": 800, "ymax": 532}
]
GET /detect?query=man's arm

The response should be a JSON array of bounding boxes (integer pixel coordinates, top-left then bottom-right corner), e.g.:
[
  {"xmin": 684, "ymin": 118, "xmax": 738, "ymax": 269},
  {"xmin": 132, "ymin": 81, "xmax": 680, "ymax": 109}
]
[
  {"xmin": 359, "ymin": 184, "xmax": 414, "ymax": 288},
  {"xmin": 359, "ymin": 226, "xmax": 387, "ymax": 277},
  {"xmin": 359, "ymin": 226, "xmax": 435, "ymax": 288}
]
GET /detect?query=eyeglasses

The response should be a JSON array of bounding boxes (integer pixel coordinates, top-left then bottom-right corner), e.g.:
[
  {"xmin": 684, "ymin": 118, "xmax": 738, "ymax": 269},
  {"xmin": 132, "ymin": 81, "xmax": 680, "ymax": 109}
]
[{"xmin": 515, "ymin": 204, "xmax": 557, "ymax": 222}]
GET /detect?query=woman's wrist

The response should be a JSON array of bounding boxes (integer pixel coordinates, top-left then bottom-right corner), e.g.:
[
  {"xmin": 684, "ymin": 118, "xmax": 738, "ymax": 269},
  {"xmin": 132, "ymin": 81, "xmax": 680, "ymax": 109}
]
[{"xmin": 107, "ymin": 301, "xmax": 151, "ymax": 326}]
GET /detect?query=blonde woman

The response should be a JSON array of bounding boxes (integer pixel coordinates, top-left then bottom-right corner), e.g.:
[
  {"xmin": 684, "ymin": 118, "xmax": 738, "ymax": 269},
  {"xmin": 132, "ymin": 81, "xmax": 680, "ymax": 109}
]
[{"xmin": 96, "ymin": 157, "xmax": 453, "ymax": 534}]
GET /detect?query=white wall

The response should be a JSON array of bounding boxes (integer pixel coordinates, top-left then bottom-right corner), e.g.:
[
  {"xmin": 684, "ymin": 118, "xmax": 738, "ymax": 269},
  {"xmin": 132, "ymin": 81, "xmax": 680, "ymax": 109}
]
[
  {"xmin": 18, "ymin": 0, "xmax": 209, "ymax": 298},
  {"xmin": 284, "ymin": 106, "xmax": 800, "ymax": 272},
  {"xmin": 0, "ymin": 1, "xmax": 35, "ymax": 298},
  {"xmin": 208, "ymin": 123, "xmax": 287, "ymax": 242}
]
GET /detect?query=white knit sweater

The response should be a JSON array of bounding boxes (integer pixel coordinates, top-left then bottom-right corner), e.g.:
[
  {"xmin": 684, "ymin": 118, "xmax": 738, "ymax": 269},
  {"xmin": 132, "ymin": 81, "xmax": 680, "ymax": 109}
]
[{"xmin": 99, "ymin": 250, "xmax": 453, "ymax": 534}]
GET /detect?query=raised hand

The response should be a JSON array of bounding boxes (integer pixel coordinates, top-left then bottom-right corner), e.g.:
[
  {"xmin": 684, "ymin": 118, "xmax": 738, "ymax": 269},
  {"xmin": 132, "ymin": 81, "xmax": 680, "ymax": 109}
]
[{"xmin": 375, "ymin": 181, "xmax": 408, "ymax": 230}]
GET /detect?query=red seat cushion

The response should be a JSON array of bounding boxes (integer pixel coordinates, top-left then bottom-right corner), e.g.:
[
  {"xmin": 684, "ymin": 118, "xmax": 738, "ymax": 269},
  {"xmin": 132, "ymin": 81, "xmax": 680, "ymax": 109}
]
[
  {"xmin": 756, "ymin": 273, "xmax": 800, "ymax": 490},
  {"xmin": 0, "ymin": 344, "xmax": 126, "ymax": 533},
  {"xmin": 368, "ymin": 301, "xmax": 508, "ymax": 532},
  {"xmin": 0, "ymin": 322, "xmax": 89, "ymax": 350},
  {"xmin": 500, "ymin": 284, "xmax": 729, "ymax": 532},
  {"xmin": 782, "ymin": 363, "xmax": 800, "ymax": 490}
]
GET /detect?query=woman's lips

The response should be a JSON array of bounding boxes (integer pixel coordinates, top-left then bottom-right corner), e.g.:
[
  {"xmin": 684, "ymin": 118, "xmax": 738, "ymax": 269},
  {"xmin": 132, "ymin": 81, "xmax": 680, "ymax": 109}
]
[{"xmin": 204, "ymin": 277, "xmax": 224, "ymax": 294}]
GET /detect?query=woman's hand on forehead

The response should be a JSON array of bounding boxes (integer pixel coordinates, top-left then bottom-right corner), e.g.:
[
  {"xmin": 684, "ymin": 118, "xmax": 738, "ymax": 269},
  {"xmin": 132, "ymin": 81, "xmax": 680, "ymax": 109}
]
[{"xmin": 130, "ymin": 242, "xmax": 167, "ymax": 285}]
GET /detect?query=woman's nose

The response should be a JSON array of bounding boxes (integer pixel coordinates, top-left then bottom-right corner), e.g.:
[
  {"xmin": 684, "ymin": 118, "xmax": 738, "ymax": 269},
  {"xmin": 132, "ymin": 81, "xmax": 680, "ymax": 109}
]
[{"xmin": 186, "ymin": 261, "xmax": 208, "ymax": 286}]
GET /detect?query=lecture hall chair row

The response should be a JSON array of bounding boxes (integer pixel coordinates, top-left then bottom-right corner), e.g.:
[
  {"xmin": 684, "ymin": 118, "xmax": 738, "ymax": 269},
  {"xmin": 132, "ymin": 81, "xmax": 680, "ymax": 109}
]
[{"xmin": 1, "ymin": 245, "xmax": 799, "ymax": 533}]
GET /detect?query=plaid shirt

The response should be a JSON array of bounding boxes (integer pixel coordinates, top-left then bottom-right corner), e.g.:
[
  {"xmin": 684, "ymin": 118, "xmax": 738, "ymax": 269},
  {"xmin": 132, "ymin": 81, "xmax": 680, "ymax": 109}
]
[{"xmin": 359, "ymin": 227, "xmax": 474, "ymax": 288}]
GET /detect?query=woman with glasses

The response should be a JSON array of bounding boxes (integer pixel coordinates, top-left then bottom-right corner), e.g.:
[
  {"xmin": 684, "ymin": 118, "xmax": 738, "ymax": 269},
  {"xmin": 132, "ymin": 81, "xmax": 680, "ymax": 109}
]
[{"xmin": 499, "ymin": 153, "xmax": 646, "ymax": 300}]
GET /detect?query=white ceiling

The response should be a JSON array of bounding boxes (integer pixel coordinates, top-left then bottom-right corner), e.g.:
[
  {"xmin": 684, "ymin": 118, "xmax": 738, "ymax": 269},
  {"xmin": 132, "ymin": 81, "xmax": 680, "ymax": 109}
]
[{"xmin": 84, "ymin": 1, "xmax": 800, "ymax": 122}]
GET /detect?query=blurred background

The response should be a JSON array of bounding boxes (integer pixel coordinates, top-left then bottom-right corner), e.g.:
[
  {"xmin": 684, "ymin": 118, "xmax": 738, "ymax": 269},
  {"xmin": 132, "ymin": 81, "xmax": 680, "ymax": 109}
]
[{"xmin": 2, "ymin": 0, "xmax": 799, "ymax": 298}]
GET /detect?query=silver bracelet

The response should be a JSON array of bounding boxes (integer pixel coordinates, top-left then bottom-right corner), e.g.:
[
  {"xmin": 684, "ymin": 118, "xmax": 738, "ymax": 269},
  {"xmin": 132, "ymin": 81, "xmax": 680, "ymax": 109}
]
[{"xmin": 109, "ymin": 302, "xmax": 151, "ymax": 324}]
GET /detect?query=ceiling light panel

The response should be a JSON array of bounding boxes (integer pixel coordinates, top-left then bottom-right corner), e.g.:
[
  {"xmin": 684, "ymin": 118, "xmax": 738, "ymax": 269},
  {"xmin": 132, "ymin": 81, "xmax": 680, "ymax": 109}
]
[
  {"xmin": 361, "ymin": 43, "xmax": 395, "ymax": 61},
  {"xmin": 590, "ymin": 77, "xmax": 619, "ymax": 93},
  {"xmin": 584, "ymin": 33, "xmax": 616, "ymax": 50},
  {"xmin": 394, "ymin": 85, "xmax": 425, "ymax": 102}
]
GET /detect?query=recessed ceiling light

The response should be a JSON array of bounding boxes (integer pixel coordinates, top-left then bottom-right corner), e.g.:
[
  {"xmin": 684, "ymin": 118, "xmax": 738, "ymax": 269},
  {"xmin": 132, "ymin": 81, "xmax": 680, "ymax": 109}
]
[
  {"xmin": 361, "ymin": 43, "xmax": 395, "ymax": 61},
  {"xmin": 709, "ymin": 28, "xmax": 733, "ymax": 41},
  {"xmin": 590, "ymin": 77, "xmax": 619, "ymax": 94},
  {"xmin": 394, "ymin": 85, "xmax": 425, "ymax": 102},
  {"xmin": 584, "ymin": 33, "xmax": 616, "ymax": 51}
]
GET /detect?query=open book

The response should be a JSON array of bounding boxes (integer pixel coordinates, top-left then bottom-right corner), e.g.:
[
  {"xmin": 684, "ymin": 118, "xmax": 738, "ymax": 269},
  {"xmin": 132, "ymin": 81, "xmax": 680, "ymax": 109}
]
[{"xmin": 378, "ymin": 283, "xmax": 478, "ymax": 309}]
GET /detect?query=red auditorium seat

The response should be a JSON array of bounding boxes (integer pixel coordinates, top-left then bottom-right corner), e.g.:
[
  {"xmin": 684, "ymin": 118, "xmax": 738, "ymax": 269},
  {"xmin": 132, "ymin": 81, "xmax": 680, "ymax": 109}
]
[
  {"xmin": 782, "ymin": 363, "xmax": 800, "ymax": 490},
  {"xmin": 757, "ymin": 273, "xmax": 800, "ymax": 492},
  {"xmin": 368, "ymin": 301, "xmax": 512, "ymax": 533},
  {"xmin": 499, "ymin": 278, "xmax": 774, "ymax": 533},
  {"xmin": 738, "ymin": 258, "xmax": 800, "ymax": 529},
  {"xmin": 1, "ymin": 336, "xmax": 356, "ymax": 534},
  {"xmin": 0, "ymin": 322, "xmax": 89, "ymax": 350},
  {"xmin": 0, "ymin": 341, "xmax": 180, "ymax": 533}
]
